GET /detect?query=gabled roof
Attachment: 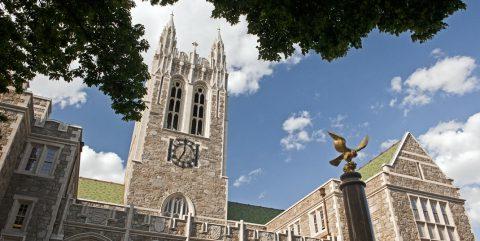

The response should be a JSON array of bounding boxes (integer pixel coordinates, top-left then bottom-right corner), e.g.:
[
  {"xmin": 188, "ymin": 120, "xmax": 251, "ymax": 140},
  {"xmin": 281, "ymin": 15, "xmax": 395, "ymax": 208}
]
[
  {"xmin": 77, "ymin": 177, "xmax": 124, "ymax": 204},
  {"xmin": 77, "ymin": 177, "xmax": 282, "ymax": 224},
  {"xmin": 358, "ymin": 142, "xmax": 399, "ymax": 181},
  {"xmin": 227, "ymin": 202, "xmax": 283, "ymax": 224}
]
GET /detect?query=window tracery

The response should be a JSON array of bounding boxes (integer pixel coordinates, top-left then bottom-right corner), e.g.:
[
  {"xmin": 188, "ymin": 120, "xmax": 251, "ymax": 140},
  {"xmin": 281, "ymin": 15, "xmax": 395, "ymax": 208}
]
[
  {"xmin": 166, "ymin": 80, "xmax": 183, "ymax": 130},
  {"xmin": 190, "ymin": 86, "xmax": 206, "ymax": 136}
]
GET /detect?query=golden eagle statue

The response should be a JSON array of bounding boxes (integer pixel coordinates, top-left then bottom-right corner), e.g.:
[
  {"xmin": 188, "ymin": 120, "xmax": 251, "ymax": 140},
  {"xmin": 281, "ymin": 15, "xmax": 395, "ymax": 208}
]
[{"xmin": 327, "ymin": 132, "xmax": 369, "ymax": 173}]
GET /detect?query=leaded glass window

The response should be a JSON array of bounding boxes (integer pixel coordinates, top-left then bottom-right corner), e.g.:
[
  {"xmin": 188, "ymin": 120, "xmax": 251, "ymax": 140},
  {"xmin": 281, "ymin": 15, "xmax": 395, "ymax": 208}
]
[
  {"xmin": 12, "ymin": 203, "xmax": 30, "ymax": 230},
  {"xmin": 163, "ymin": 194, "xmax": 190, "ymax": 218},
  {"xmin": 166, "ymin": 81, "xmax": 183, "ymax": 130},
  {"xmin": 190, "ymin": 86, "xmax": 206, "ymax": 136}
]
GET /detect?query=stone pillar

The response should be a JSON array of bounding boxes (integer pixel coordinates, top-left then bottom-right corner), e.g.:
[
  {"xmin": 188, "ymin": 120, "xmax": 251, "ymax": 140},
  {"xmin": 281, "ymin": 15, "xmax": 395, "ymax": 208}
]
[
  {"xmin": 239, "ymin": 220, "xmax": 245, "ymax": 241},
  {"xmin": 339, "ymin": 172, "xmax": 375, "ymax": 241},
  {"xmin": 124, "ymin": 204, "xmax": 134, "ymax": 241}
]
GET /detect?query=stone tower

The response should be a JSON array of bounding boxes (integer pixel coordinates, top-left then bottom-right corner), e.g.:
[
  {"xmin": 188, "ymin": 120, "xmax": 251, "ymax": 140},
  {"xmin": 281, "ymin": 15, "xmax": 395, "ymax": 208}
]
[{"xmin": 123, "ymin": 16, "xmax": 229, "ymax": 219}]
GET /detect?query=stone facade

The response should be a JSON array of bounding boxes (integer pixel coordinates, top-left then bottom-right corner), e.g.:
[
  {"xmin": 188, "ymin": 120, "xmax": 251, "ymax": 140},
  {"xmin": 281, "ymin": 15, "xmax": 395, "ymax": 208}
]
[
  {"xmin": 264, "ymin": 132, "xmax": 475, "ymax": 241},
  {"xmin": 0, "ymin": 91, "xmax": 83, "ymax": 241},
  {"xmin": 0, "ymin": 17, "xmax": 475, "ymax": 241},
  {"xmin": 123, "ymin": 15, "xmax": 228, "ymax": 220}
]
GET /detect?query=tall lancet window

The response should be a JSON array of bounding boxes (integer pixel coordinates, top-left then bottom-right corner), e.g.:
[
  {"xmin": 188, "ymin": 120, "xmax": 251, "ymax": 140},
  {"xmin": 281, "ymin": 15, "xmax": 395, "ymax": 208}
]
[
  {"xmin": 166, "ymin": 80, "xmax": 183, "ymax": 130},
  {"xmin": 190, "ymin": 86, "xmax": 206, "ymax": 136}
]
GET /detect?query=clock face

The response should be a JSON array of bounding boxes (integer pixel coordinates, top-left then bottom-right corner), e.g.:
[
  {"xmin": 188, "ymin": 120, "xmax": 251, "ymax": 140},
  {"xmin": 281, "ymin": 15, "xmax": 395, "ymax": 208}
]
[{"xmin": 169, "ymin": 138, "xmax": 199, "ymax": 168}]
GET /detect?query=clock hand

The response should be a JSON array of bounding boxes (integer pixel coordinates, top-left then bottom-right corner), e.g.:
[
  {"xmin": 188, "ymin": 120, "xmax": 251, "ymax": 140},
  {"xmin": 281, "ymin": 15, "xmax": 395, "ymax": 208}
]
[{"xmin": 179, "ymin": 145, "xmax": 186, "ymax": 160}]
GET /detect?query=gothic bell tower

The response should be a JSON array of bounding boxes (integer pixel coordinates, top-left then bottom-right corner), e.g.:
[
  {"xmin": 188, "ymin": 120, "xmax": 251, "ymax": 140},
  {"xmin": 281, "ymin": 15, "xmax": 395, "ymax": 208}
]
[{"xmin": 123, "ymin": 15, "xmax": 229, "ymax": 219}]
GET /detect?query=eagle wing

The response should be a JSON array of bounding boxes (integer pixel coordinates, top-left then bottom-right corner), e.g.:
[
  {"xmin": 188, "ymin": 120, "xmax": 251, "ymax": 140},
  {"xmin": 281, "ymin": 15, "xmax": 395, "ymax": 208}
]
[
  {"xmin": 355, "ymin": 136, "xmax": 369, "ymax": 152},
  {"xmin": 328, "ymin": 132, "xmax": 349, "ymax": 153},
  {"xmin": 329, "ymin": 154, "xmax": 344, "ymax": 166}
]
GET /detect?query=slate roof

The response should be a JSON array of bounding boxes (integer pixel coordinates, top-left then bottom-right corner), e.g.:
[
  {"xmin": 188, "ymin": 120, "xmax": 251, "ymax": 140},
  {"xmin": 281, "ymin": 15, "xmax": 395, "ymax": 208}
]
[
  {"xmin": 77, "ymin": 177, "xmax": 283, "ymax": 224},
  {"xmin": 358, "ymin": 142, "xmax": 399, "ymax": 181},
  {"xmin": 227, "ymin": 202, "xmax": 283, "ymax": 224},
  {"xmin": 77, "ymin": 177, "xmax": 125, "ymax": 204}
]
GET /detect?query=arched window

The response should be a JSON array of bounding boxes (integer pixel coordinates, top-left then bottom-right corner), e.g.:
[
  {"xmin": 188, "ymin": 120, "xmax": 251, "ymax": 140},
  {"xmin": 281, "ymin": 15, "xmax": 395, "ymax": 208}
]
[
  {"xmin": 190, "ymin": 86, "xmax": 206, "ymax": 135},
  {"xmin": 162, "ymin": 194, "xmax": 191, "ymax": 218},
  {"xmin": 166, "ymin": 80, "xmax": 183, "ymax": 130}
]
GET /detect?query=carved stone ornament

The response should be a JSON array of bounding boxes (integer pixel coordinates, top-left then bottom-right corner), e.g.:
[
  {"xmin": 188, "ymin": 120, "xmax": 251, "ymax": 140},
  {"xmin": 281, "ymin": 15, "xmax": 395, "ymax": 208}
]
[{"xmin": 168, "ymin": 138, "xmax": 199, "ymax": 168}]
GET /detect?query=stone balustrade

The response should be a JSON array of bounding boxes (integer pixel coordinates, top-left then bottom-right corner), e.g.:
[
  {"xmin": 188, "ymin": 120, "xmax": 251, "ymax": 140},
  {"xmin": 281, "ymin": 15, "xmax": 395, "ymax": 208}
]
[{"xmin": 62, "ymin": 199, "xmax": 335, "ymax": 241}]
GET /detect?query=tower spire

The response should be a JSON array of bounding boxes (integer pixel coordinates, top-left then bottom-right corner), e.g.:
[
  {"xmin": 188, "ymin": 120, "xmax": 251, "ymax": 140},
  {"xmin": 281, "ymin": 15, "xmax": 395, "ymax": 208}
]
[
  {"xmin": 157, "ymin": 13, "xmax": 177, "ymax": 55},
  {"xmin": 216, "ymin": 28, "xmax": 223, "ymax": 42},
  {"xmin": 168, "ymin": 11, "xmax": 175, "ymax": 27}
]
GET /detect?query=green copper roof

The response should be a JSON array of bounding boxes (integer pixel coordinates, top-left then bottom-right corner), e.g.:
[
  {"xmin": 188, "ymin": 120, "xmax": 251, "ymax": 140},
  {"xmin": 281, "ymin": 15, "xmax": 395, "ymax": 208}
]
[
  {"xmin": 77, "ymin": 177, "xmax": 124, "ymax": 204},
  {"xmin": 227, "ymin": 202, "xmax": 283, "ymax": 224},
  {"xmin": 77, "ymin": 178, "xmax": 283, "ymax": 224},
  {"xmin": 358, "ymin": 143, "xmax": 399, "ymax": 181}
]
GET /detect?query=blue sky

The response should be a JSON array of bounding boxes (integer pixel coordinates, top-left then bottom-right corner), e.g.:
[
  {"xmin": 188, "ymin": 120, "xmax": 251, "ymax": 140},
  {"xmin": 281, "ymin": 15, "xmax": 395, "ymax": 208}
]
[{"xmin": 30, "ymin": 0, "xmax": 479, "ymax": 237}]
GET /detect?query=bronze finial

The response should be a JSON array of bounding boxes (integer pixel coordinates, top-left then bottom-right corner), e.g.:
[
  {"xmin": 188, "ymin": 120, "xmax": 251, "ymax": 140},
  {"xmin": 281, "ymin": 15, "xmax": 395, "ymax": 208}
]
[{"xmin": 327, "ymin": 132, "xmax": 369, "ymax": 173}]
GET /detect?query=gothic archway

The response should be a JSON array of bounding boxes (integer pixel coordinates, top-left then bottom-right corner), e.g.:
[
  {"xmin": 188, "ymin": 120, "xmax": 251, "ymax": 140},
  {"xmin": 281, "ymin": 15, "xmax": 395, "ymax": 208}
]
[
  {"xmin": 161, "ymin": 192, "xmax": 195, "ymax": 218},
  {"xmin": 64, "ymin": 232, "xmax": 112, "ymax": 241}
]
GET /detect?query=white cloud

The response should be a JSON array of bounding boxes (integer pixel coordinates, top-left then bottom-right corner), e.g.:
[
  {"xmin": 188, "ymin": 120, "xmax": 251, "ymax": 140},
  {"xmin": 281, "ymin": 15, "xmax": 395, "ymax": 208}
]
[
  {"xmin": 131, "ymin": 0, "xmax": 304, "ymax": 96},
  {"xmin": 282, "ymin": 111, "xmax": 312, "ymax": 133},
  {"xmin": 80, "ymin": 146, "xmax": 125, "ymax": 184},
  {"xmin": 281, "ymin": 111, "xmax": 325, "ymax": 150},
  {"xmin": 356, "ymin": 152, "xmax": 369, "ymax": 161},
  {"xmin": 258, "ymin": 191, "xmax": 267, "ymax": 199},
  {"xmin": 312, "ymin": 129, "xmax": 327, "ymax": 142},
  {"xmin": 233, "ymin": 168, "xmax": 263, "ymax": 187},
  {"xmin": 419, "ymin": 112, "xmax": 480, "ymax": 187},
  {"xmin": 390, "ymin": 76, "xmax": 402, "ymax": 93},
  {"xmin": 389, "ymin": 98, "xmax": 397, "ymax": 107},
  {"xmin": 380, "ymin": 139, "xmax": 399, "ymax": 150},
  {"xmin": 431, "ymin": 48, "xmax": 445, "ymax": 58},
  {"xmin": 370, "ymin": 102, "xmax": 384, "ymax": 113},
  {"xmin": 330, "ymin": 114, "xmax": 347, "ymax": 129},
  {"xmin": 398, "ymin": 56, "xmax": 479, "ymax": 108},
  {"xmin": 461, "ymin": 186, "xmax": 480, "ymax": 229},
  {"xmin": 29, "ymin": 75, "xmax": 87, "ymax": 108},
  {"xmin": 419, "ymin": 112, "xmax": 480, "ymax": 226}
]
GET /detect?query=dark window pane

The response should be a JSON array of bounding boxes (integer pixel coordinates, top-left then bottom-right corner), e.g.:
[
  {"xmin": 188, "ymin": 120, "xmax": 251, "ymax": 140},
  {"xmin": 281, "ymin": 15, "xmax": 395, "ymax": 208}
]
[
  {"xmin": 166, "ymin": 113, "xmax": 172, "ymax": 129},
  {"xmin": 193, "ymin": 105, "xmax": 198, "ymax": 117},
  {"xmin": 168, "ymin": 99, "xmax": 174, "ymax": 111},
  {"xmin": 200, "ymin": 94, "xmax": 205, "ymax": 104},
  {"xmin": 191, "ymin": 119, "xmax": 197, "ymax": 134},
  {"xmin": 194, "ymin": 93, "xmax": 199, "ymax": 103},
  {"xmin": 173, "ymin": 115, "xmax": 178, "ymax": 130},
  {"xmin": 199, "ymin": 106, "xmax": 204, "ymax": 118},
  {"xmin": 198, "ymin": 120, "xmax": 203, "ymax": 135},
  {"xmin": 175, "ymin": 100, "xmax": 181, "ymax": 112},
  {"xmin": 170, "ymin": 87, "xmax": 176, "ymax": 97},
  {"xmin": 177, "ymin": 89, "xmax": 182, "ymax": 99},
  {"xmin": 25, "ymin": 146, "xmax": 41, "ymax": 171}
]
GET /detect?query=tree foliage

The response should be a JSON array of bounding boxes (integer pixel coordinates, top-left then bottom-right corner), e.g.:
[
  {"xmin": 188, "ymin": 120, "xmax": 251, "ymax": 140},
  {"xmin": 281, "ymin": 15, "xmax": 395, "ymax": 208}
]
[
  {"xmin": 0, "ymin": 0, "xmax": 466, "ymax": 121},
  {"xmin": 156, "ymin": 0, "xmax": 465, "ymax": 61},
  {"xmin": 1, "ymin": 0, "xmax": 149, "ymax": 121}
]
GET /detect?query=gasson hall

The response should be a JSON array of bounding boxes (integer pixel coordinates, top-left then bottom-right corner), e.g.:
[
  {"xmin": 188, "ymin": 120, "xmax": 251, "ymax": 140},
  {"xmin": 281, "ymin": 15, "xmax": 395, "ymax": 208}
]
[{"xmin": 0, "ymin": 17, "xmax": 475, "ymax": 241}]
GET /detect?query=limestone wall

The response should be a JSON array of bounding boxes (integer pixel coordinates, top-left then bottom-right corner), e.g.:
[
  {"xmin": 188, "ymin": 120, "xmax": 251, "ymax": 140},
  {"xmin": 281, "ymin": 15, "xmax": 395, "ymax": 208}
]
[
  {"xmin": 0, "ymin": 90, "xmax": 82, "ymax": 241},
  {"xmin": 125, "ymin": 74, "xmax": 228, "ymax": 219},
  {"xmin": 265, "ymin": 180, "xmax": 343, "ymax": 240},
  {"xmin": 383, "ymin": 133, "xmax": 475, "ymax": 241},
  {"xmin": 0, "ymin": 91, "xmax": 32, "ymax": 199}
]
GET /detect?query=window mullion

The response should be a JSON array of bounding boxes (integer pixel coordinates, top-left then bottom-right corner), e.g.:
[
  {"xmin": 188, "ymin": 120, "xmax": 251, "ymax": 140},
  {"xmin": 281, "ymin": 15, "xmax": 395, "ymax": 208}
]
[{"xmin": 35, "ymin": 145, "xmax": 47, "ymax": 174}]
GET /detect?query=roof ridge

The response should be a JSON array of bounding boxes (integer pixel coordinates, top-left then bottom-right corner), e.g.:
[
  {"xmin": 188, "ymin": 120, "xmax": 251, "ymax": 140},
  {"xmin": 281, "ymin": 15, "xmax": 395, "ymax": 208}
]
[
  {"xmin": 358, "ymin": 142, "xmax": 399, "ymax": 170},
  {"xmin": 79, "ymin": 177, "xmax": 124, "ymax": 186},
  {"xmin": 228, "ymin": 201, "xmax": 283, "ymax": 211}
]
